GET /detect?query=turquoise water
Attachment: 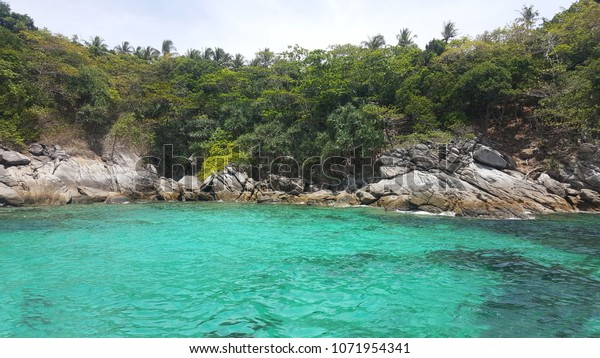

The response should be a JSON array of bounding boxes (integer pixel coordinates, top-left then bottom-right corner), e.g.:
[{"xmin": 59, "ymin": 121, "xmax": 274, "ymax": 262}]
[{"xmin": 0, "ymin": 203, "xmax": 598, "ymax": 338}]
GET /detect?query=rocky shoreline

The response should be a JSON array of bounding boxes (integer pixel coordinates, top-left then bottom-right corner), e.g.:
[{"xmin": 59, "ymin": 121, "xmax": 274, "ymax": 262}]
[{"xmin": 1, "ymin": 139, "xmax": 599, "ymax": 219}]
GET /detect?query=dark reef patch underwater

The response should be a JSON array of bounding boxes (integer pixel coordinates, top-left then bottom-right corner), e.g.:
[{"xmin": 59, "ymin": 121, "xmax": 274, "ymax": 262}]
[{"xmin": 0, "ymin": 203, "xmax": 598, "ymax": 337}]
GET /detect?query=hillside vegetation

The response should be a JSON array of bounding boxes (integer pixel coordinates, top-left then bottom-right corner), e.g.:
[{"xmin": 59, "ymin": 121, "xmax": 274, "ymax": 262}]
[{"xmin": 1, "ymin": 1, "xmax": 599, "ymax": 171}]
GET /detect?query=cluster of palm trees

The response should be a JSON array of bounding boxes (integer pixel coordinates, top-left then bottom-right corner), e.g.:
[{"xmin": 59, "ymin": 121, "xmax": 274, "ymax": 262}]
[
  {"xmin": 81, "ymin": 35, "xmax": 247, "ymax": 67},
  {"xmin": 81, "ymin": 36, "xmax": 177, "ymax": 61},
  {"xmin": 183, "ymin": 47, "xmax": 245, "ymax": 68},
  {"xmin": 361, "ymin": 21, "xmax": 458, "ymax": 50},
  {"xmin": 113, "ymin": 39, "xmax": 175, "ymax": 61},
  {"xmin": 361, "ymin": 5, "xmax": 540, "ymax": 51}
]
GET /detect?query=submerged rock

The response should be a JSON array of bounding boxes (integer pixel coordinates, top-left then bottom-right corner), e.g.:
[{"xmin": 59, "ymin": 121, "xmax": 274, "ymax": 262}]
[
  {"xmin": 77, "ymin": 186, "xmax": 117, "ymax": 202},
  {"xmin": 104, "ymin": 194, "xmax": 130, "ymax": 204}
]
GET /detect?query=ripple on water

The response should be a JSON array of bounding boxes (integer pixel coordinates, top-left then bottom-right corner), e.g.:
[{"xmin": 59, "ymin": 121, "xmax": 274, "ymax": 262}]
[{"xmin": 0, "ymin": 202, "xmax": 598, "ymax": 337}]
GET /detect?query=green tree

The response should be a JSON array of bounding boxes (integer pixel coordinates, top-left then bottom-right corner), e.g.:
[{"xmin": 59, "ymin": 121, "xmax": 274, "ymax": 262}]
[
  {"xmin": 0, "ymin": 38, "xmax": 33, "ymax": 147},
  {"xmin": 322, "ymin": 103, "xmax": 384, "ymax": 157},
  {"xmin": 396, "ymin": 28, "xmax": 417, "ymax": 48},
  {"xmin": 442, "ymin": 21, "xmax": 458, "ymax": 43},
  {"xmin": 362, "ymin": 34, "xmax": 386, "ymax": 50},
  {"xmin": 213, "ymin": 47, "xmax": 232, "ymax": 66},
  {"xmin": 161, "ymin": 39, "xmax": 176, "ymax": 56},
  {"xmin": 251, "ymin": 48, "xmax": 275, "ymax": 67},
  {"xmin": 455, "ymin": 62, "xmax": 512, "ymax": 133},
  {"xmin": 114, "ymin": 41, "xmax": 133, "ymax": 54},
  {"xmin": 109, "ymin": 112, "xmax": 154, "ymax": 157},
  {"xmin": 203, "ymin": 47, "xmax": 215, "ymax": 60},
  {"xmin": 185, "ymin": 49, "xmax": 202, "ymax": 59},
  {"xmin": 518, "ymin": 5, "xmax": 539, "ymax": 29},
  {"xmin": 84, "ymin": 36, "xmax": 108, "ymax": 56},
  {"xmin": 231, "ymin": 53, "xmax": 245, "ymax": 69},
  {"xmin": 134, "ymin": 46, "xmax": 160, "ymax": 61},
  {"xmin": 69, "ymin": 65, "xmax": 119, "ymax": 132},
  {"xmin": 199, "ymin": 128, "xmax": 248, "ymax": 179},
  {"xmin": 0, "ymin": 1, "xmax": 36, "ymax": 31}
]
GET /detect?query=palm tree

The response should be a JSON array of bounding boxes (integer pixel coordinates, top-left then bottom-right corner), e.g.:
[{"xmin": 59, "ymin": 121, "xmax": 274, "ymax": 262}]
[
  {"xmin": 114, "ymin": 41, "xmax": 133, "ymax": 54},
  {"xmin": 441, "ymin": 21, "xmax": 458, "ymax": 43},
  {"xmin": 84, "ymin": 36, "xmax": 108, "ymax": 56},
  {"xmin": 185, "ymin": 49, "xmax": 202, "ymax": 59},
  {"xmin": 251, "ymin": 48, "xmax": 275, "ymax": 67},
  {"xmin": 231, "ymin": 53, "xmax": 245, "ymax": 69},
  {"xmin": 396, "ymin": 28, "xmax": 417, "ymax": 47},
  {"xmin": 202, "ymin": 48, "xmax": 215, "ymax": 60},
  {"xmin": 134, "ymin": 46, "xmax": 160, "ymax": 61},
  {"xmin": 362, "ymin": 34, "xmax": 386, "ymax": 50},
  {"xmin": 213, "ymin": 47, "xmax": 232, "ymax": 66},
  {"xmin": 518, "ymin": 5, "xmax": 539, "ymax": 29},
  {"xmin": 161, "ymin": 39, "xmax": 177, "ymax": 56}
]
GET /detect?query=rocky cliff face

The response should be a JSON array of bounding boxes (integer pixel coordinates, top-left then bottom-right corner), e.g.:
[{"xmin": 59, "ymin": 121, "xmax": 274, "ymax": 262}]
[
  {"xmin": 0, "ymin": 144, "xmax": 160, "ymax": 206},
  {"xmin": 1, "ymin": 139, "xmax": 599, "ymax": 219}
]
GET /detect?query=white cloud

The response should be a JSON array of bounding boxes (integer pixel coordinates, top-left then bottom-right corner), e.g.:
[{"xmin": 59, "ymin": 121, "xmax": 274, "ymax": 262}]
[{"xmin": 8, "ymin": 0, "xmax": 574, "ymax": 58}]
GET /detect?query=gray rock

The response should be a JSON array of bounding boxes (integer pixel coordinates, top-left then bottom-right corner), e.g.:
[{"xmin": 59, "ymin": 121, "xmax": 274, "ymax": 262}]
[
  {"xmin": 178, "ymin": 175, "xmax": 201, "ymax": 191},
  {"xmin": 0, "ymin": 150, "xmax": 31, "ymax": 167},
  {"xmin": 412, "ymin": 156, "xmax": 436, "ymax": 170},
  {"xmin": 44, "ymin": 145, "xmax": 69, "ymax": 161},
  {"xmin": 182, "ymin": 191, "xmax": 213, "ymax": 201},
  {"xmin": 53, "ymin": 159, "xmax": 114, "ymax": 191},
  {"xmin": 504, "ymin": 155, "xmax": 518, "ymax": 170},
  {"xmin": 377, "ymin": 195, "xmax": 413, "ymax": 211},
  {"xmin": 269, "ymin": 174, "xmax": 304, "ymax": 195},
  {"xmin": 379, "ymin": 166, "xmax": 410, "ymax": 179},
  {"xmin": 577, "ymin": 143, "xmax": 597, "ymax": 161},
  {"xmin": 18, "ymin": 171, "xmax": 71, "ymax": 205},
  {"xmin": 0, "ymin": 183, "xmax": 24, "ymax": 205},
  {"xmin": 78, "ymin": 186, "xmax": 116, "ymax": 202},
  {"xmin": 207, "ymin": 167, "xmax": 248, "ymax": 193},
  {"xmin": 29, "ymin": 143, "xmax": 45, "ymax": 156},
  {"xmin": 305, "ymin": 190, "xmax": 335, "ymax": 201},
  {"xmin": 333, "ymin": 191, "xmax": 357, "ymax": 206},
  {"xmin": 473, "ymin": 145, "xmax": 507, "ymax": 169},
  {"xmin": 378, "ymin": 155, "xmax": 404, "ymax": 166},
  {"xmin": 569, "ymin": 180, "xmax": 586, "ymax": 190},
  {"xmin": 355, "ymin": 190, "xmax": 378, "ymax": 205},
  {"xmin": 579, "ymin": 189, "xmax": 600, "ymax": 207},
  {"xmin": 538, "ymin": 173, "xmax": 567, "ymax": 197},
  {"xmin": 256, "ymin": 191, "xmax": 284, "ymax": 204},
  {"xmin": 366, "ymin": 178, "xmax": 405, "ymax": 197},
  {"xmin": 0, "ymin": 165, "xmax": 17, "ymax": 186},
  {"xmin": 576, "ymin": 164, "xmax": 600, "ymax": 192}
]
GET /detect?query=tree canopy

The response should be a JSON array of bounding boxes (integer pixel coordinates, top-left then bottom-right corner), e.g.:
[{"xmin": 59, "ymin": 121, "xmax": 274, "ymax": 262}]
[{"xmin": 1, "ymin": 0, "xmax": 599, "ymax": 168}]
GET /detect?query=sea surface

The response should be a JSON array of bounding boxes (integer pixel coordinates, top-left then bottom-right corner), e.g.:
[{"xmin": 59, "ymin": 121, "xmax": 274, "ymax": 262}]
[{"xmin": 0, "ymin": 202, "xmax": 598, "ymax": 338}]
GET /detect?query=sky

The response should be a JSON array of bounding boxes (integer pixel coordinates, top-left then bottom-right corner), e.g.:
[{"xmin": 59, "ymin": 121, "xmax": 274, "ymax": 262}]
[{"xmin": 8, "ymin": 0, "xmax": 575, "ymax": 58}]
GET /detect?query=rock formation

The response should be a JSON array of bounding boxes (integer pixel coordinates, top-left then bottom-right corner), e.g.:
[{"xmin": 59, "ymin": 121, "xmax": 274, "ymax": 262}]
[{"xmin": 1, "ymin": 139, "xmax": 599, "ymax": 219}]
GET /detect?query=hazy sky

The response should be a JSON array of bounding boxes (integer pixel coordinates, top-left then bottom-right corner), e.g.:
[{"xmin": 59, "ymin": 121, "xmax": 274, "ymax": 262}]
[{"xmin": 8, "ymin": 0, "xmax": 575, "ymax": 58}]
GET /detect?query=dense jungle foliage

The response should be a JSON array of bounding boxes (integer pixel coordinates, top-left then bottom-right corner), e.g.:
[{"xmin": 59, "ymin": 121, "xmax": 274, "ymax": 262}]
[{"xmin": 1, "ymin": 1, "xmax": 599, "ymax": 172}]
